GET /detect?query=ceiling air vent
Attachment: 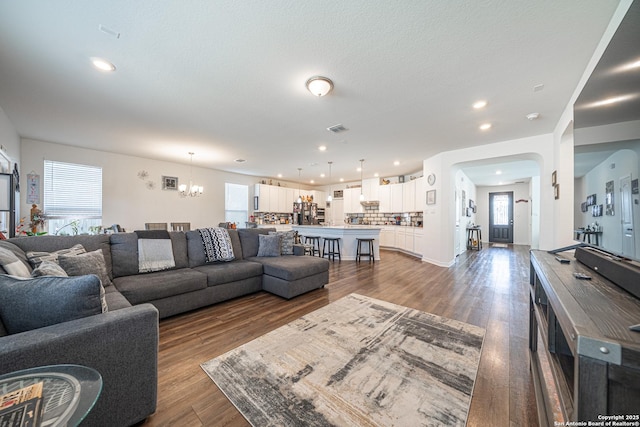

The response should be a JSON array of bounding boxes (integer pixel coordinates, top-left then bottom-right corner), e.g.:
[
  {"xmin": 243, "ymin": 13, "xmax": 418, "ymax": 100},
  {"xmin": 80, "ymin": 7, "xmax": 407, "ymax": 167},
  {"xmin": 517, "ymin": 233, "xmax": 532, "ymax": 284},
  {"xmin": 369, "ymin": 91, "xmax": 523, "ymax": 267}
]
[{"xmin": 327, "ymin": 124, "xmax": 348, "ymax": 133}]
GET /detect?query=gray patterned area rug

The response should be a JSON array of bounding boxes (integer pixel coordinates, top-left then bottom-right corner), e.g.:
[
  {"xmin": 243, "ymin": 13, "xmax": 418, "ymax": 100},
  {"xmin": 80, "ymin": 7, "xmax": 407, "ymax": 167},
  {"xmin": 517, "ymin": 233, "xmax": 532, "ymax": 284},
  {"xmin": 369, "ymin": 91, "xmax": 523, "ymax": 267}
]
[{"xmin": 201, "ymin": 293, "xmax": 485, "ymax": 426}]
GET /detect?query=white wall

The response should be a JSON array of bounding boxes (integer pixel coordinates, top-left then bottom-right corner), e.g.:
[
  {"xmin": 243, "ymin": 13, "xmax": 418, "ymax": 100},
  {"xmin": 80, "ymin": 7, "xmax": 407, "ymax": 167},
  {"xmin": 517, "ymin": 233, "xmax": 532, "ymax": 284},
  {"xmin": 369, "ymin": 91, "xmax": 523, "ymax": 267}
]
[
  {"xmin": 20, "ymin": 138, "xmax": 305, "ymax": 232},
  {"xmin": 476, "ymin": 182, "xmax": 531, "ymax": 246},
  {"xmin": 454, "ymin": 170, "xmax": 477, "ymax": 255}
]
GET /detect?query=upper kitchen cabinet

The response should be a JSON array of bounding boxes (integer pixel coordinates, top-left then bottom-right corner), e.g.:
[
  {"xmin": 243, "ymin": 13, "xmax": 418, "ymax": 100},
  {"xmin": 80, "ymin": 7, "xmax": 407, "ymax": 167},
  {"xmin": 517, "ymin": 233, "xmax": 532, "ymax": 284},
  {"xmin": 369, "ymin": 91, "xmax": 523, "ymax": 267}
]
[
  {"xmin": 362, "ymin": 178, "xmax": 379, "ymax": 201},
  {"xmin": 343, "ymin": 187, "xmax": 363, "ymax": 214},
  {"xmin": 390, "ymin": 183, "xmax": 403, "ymax": 212},
  {"xmin": 378, "ymin": 184, "xmax": 391, "ymax": 212},
  {"xmin": 311, "ymin": 190, "xmax": 326, "ymax": 208},
  {"xmin": 402, "ymin": 179, "xmax": 416, "ymax": 212}
]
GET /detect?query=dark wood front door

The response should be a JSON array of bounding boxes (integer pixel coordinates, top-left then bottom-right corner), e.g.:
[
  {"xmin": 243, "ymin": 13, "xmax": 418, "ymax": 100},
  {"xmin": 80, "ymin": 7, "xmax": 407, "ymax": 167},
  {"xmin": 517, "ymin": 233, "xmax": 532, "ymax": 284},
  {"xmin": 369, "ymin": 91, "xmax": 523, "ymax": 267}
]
[{"xmin": 489, "ymin": 191, "xmax": 513, "ymax": 243}]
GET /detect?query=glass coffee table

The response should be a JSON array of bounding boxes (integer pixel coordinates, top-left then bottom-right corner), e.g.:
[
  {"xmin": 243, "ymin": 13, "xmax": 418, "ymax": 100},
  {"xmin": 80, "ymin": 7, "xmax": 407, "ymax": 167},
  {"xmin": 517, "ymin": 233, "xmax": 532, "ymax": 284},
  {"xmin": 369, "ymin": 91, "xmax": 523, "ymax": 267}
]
[{"xmin": 0, "ymin": 364, "xmax": 102, "ymax": 427}]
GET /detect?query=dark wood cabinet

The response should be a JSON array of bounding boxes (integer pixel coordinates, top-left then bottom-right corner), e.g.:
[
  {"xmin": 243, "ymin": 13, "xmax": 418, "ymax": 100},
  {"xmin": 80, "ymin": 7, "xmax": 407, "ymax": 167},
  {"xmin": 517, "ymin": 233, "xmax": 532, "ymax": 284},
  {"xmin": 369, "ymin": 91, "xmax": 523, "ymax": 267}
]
[{"xmin": 529, "ymin": 250, "xmax": 640, "ymax": 426}]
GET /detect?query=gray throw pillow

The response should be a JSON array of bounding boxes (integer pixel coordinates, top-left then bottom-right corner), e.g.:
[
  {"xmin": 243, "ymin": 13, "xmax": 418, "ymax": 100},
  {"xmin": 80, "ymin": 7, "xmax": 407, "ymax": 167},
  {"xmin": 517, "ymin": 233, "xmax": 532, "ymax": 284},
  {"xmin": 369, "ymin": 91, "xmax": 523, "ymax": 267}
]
[
  {"xmin": 257, "ymin": 234, "xmax": 282, "ymax": 257},
  {"xmin": 0, "ymin": 246, "xmax": 31, "ymax": 277},
  {"xmin": 269, "ymin": 230, "xmax": 295, "ymax": 255},
  {"xmin": 31, "ymin": 260, "xmax": 68, "ymax": 277},
  {"xmin": 58, "ymin": 249, "xmax": 113, "ymax": 288},
  {"xmin": 0, "ymin": 274, "xmax": 103, "ymax": 334},
  {"xmin": 26, "ymin": 244, "xmax": 86, "ymax": 268}
]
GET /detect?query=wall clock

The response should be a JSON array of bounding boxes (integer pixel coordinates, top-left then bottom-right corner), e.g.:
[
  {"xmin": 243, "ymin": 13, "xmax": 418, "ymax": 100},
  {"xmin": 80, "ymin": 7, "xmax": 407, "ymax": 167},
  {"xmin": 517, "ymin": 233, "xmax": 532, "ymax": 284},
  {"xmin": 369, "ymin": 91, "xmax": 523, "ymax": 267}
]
[{"xmin": 427, "ymin": 173, "xmax": 436, "ymax": 186}]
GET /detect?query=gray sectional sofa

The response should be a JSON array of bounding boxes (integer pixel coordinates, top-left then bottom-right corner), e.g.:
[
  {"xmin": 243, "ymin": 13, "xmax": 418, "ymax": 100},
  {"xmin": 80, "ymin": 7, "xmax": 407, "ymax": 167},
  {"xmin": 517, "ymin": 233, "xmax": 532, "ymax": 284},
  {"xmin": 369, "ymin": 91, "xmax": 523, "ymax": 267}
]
[{"xmin": 0, "ymin": 227, "xmax": 329, "ymax": 426}]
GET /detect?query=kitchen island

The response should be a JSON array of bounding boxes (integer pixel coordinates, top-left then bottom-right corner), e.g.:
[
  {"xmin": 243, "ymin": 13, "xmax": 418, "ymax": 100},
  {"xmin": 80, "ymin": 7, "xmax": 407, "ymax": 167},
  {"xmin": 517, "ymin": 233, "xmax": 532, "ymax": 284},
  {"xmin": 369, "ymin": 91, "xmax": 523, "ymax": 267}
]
[{"xmin": 293, "ymin": 225, "xmax": 381, "ymax": 261}]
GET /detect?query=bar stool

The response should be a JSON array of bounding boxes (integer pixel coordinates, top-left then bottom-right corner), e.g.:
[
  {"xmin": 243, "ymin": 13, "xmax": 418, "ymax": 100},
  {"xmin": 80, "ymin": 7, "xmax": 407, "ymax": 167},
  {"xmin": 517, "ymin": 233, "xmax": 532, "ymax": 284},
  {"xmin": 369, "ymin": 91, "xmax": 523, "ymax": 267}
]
[
  {"xmin": 304, "ymin": 236, "xmax": 321, "ymax": 257},
  {"xmin": 356, "ymin": 238, "xmax": 375, "ymax": 263},
  {"xmin": 322, "ymin": 237, "xmax": 341, "ymax": 261}
]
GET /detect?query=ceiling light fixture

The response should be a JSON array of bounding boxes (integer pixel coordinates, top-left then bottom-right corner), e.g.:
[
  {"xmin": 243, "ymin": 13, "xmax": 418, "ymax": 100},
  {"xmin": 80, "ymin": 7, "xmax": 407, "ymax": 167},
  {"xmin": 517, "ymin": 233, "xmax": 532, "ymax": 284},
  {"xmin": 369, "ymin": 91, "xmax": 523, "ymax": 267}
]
[
  {"xmin": 318, "ymin": 145, "xmax": 327, "ymax": 152},
  {"xmin": 359, "ymin": 159, "xmax": 365, "ymax": 201},
  {"xmin": 393, "ymin": 161, "xmax": 400, "ymax": 166},
  {"xmin": 327, "ymin": 161, "xmax": 333, "ymax": 203},
  {"xmin": 526, "ymin": 112, "xmax": 540, "ymax": 121},
  {"xmin": 473, "ymin": 100, "xmax": 487, "ymax": 109},
  {"xmin": 479, "ymin": 123, "xmax": 492, "ymax": 130},
  {"xmin": 306, "ymin": 76, "xmax": 334, "ymax": 97},
  {"xmin": 178, "ymin": 152, "xmax": 203, "ymax": 197},
  {"xmin": 234, "ymin": 158, "xmax": 246, "ymax": 163},
  {"xmin": 91, "ymin": 57, "xmax": 116, "ymax": 72}
]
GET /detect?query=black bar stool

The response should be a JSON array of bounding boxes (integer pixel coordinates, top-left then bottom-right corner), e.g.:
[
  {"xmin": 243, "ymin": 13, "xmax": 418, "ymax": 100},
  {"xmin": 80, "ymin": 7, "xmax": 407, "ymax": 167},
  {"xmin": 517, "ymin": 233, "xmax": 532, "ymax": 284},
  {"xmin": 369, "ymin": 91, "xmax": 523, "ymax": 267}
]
[
  {"xmin": 356, "ymin": 238, "xmax": 375, "ymax": 263},
  {"xmin": 322, "ymin": 237, "xmax": 341, "ymax": 261},
  {"xmin": 304, "ymin": 236, "xmax": 321, "ymax": 257}
]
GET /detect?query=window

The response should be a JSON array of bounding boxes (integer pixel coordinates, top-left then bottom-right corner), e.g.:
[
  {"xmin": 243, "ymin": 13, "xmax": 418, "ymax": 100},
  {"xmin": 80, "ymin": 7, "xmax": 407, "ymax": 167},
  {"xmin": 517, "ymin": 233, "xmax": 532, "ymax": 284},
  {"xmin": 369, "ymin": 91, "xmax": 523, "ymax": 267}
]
[
  {"xmin": 43, "ymin": 160, "xmax": 102, "ymax": 235},
  {"xmin": 225, "ymin": 183, "xmax": 248, "ymax": 228}
]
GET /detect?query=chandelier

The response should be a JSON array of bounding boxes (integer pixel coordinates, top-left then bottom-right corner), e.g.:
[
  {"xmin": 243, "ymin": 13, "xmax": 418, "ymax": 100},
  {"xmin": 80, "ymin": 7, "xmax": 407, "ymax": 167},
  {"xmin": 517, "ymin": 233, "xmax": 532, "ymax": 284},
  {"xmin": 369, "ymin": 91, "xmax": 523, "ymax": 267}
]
[{"xmin": 179, "ymin": 152, "xmax": 203, "ymax": 197}]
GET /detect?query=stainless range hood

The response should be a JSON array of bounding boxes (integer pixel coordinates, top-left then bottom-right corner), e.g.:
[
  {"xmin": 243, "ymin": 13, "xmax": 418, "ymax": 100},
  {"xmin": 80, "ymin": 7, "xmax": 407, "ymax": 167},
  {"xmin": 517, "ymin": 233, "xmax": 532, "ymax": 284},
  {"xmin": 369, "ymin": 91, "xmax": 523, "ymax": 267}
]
[{"xmin": 360, "ymin": 200, "xmax": 380, "ymax": 207}]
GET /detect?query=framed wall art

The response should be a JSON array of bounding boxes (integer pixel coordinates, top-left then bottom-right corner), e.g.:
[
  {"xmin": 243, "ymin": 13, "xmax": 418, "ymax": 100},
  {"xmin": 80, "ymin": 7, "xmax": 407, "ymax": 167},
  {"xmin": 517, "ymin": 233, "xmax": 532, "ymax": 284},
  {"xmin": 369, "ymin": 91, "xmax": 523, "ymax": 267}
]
[
  {"xmin": 162, "ymin": 176, "xmax": 178, "ymax": 190},
  {"xmin": 426, "ymin": 190, "xmax": 436, "ymax": 205}
]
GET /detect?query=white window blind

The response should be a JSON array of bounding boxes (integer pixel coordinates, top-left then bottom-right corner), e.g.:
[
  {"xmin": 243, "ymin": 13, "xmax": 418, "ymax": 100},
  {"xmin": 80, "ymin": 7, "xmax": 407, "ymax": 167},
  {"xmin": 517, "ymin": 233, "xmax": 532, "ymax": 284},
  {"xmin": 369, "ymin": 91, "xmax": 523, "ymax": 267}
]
[{"xmin": 44, "ymin": 160, "xmax": 102, "ymax": 219}]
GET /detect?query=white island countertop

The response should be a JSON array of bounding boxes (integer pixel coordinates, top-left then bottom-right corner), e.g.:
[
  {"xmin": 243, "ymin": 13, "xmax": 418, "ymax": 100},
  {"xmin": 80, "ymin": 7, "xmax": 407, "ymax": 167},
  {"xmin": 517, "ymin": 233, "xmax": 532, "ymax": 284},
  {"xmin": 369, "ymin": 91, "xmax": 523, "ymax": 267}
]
[{"xmin": 293, "ymin": 225, "xmax": 381, "ymax": 261}]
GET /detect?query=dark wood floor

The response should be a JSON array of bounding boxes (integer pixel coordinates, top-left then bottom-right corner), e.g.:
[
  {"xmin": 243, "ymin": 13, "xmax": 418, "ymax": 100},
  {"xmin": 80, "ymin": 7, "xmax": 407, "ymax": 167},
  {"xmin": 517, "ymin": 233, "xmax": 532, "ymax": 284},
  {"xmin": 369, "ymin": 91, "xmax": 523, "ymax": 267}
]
[{"xmin": 142, "ymin": 245, "xmax": 539, "ymax": 426}]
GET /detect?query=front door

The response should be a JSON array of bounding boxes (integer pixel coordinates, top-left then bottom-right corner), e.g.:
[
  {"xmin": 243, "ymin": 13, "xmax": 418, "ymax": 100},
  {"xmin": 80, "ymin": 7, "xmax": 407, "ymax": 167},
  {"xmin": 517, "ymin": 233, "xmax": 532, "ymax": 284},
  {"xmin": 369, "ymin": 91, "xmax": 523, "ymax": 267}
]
[
  {"xmin": 620, "ymin": 175, "xmax": 635, "ymax": 257},
  {"xmin": 489, "ymin": 191, "xmax": 513, "ymax": 243}
]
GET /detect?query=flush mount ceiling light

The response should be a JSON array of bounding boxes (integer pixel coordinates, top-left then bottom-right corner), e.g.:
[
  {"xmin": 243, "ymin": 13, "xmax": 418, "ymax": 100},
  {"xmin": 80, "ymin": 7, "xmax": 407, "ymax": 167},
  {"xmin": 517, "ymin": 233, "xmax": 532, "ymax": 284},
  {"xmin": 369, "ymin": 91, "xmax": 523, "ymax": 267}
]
[
  {"xmin": 306, "ymin": 76, "xmax": 334, "ymax": 97},
  {"xmin": 526, "ymin": 112, "xmax": 540, "ymax": 121},
  {"xmin": 479, "ymin": 123, "xmax": 492, "ymax": 130},
  {"xmin": 90, "ymin": 57, "xmax": 116, "ymax": 72},
  {"xmin": 473, "ymin": 100, "xmax": 487, "ymax": 109},
  {"xmin": 234, "ymin": 158, "xmax": 246, "ymax": 163}
]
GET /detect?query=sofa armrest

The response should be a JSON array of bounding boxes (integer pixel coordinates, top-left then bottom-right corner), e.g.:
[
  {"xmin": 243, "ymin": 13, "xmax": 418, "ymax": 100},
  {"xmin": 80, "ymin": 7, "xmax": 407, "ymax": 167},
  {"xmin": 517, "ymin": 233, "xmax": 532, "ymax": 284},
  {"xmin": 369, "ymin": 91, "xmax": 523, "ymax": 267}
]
[
  {"xmin": 293, "ymin": 244, "xmax": 306, "ymax": 256},
  {"xmin": 0, "ymin": 304, "xmax": 159, "ymax": 427}
]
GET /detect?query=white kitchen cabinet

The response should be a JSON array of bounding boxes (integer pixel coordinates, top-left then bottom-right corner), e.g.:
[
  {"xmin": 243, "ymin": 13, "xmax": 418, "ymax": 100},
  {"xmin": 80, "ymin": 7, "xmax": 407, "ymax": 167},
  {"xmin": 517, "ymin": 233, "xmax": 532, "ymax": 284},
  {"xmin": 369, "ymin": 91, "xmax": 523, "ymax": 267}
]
[
  {"xmin": 390, "ymin": 183, "xmax": 403, "ymax": 212},
  {"xmin": 254, "ymin": 184, "xmax": 269, "ymax": 211},
  {"xmin": 379, "ymin": 227, "xmax": 395, "ymax": 247},
  {"xmin": 402, "ymin": 179, "xmax": 416, "ymax": 212},
  {"xmin": 413, "ymin": 228, "xmax": 423, "ymax": 255},
  {"xmin": 311, "ymin": 190, "xmax": 326, "ymax": 208},
  {"xmin": 343, "ymin": 188, "xmax": 363, "ymax": 214},
  {"xmin": 378, "ymin": 184, "xmax": 391, "ymax": 212},
  {"xmin": 269, "ymin": 185, "xmax": 280, "ymax": 212},
  {"xmin": 362, "ymin": 178, "xmax": 379, "ymax": 201}
]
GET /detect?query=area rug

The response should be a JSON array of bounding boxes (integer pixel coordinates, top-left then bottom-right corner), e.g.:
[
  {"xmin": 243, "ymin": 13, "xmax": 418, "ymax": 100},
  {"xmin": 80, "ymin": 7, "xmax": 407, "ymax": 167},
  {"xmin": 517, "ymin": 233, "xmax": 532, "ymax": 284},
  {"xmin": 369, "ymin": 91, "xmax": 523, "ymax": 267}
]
[{"xmin": 201, "ymin": 293, "xmax": 485, "ymax": 426}]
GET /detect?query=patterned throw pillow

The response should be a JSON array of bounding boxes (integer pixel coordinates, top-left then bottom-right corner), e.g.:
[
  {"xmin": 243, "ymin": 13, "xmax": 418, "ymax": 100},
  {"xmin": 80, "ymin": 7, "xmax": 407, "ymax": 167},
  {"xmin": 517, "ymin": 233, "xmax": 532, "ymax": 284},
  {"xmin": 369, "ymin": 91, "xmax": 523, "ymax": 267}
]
[
  {"xmin": 0, "ymin": 246, "xmax": 31, "ymax": 277},
  {"xmin": 257, "ymin": 234, "xmax": 282, "ymax": 257},
  {"xmin": 31, "ymin": 260, "xmax": 68, "ymax": 278},
  {"xmin": 199, "ymin": 228, "xmax": 235, "ymax": 262},
  {"xmin": 269, "ymin": 230, "xmax": 295, "ymax": 255},
  {"xmin": 26, "ymin": 244, "xmax": 86, "ymax": 268}
]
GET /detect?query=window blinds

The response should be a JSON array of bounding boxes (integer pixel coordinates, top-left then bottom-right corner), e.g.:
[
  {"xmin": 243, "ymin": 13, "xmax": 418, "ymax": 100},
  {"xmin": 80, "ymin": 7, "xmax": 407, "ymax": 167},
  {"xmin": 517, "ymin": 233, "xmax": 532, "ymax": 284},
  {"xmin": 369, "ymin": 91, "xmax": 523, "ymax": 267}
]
[{"xmin": 43, "ymin": 160, "xmax": 102, "ymax": 218}]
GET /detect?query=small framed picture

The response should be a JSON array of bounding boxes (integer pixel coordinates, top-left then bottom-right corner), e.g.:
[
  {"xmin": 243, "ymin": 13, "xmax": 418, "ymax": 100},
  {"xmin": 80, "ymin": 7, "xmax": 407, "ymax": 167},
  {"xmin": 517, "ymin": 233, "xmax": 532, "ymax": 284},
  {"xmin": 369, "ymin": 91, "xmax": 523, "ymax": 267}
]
[
  {"xmin": 554, "ymin": 184, "xmax": 560, "ymax": 200},
  {"xmin": 551, "ymin": 170, "xmax": 557, "ymax": 186},
  {"xmin": 426, "ymin": 190, "xmax": 436, "ymax": 205},
  {"xmin": 162, "ymin": 176, "xmax": 178, "ymax": 190},
  {"xmin": 398, "ymin": 175, "xmax": 405, "ymax": 183}
]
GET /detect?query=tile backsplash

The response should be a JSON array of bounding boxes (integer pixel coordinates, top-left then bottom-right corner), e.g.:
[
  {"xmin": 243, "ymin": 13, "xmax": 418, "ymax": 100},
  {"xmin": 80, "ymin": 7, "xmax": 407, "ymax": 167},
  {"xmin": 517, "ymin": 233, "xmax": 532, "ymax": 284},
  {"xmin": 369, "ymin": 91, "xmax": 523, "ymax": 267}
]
[{"xmin": 346, "ymin": 205, "xmax": 423, "ymax": 226}]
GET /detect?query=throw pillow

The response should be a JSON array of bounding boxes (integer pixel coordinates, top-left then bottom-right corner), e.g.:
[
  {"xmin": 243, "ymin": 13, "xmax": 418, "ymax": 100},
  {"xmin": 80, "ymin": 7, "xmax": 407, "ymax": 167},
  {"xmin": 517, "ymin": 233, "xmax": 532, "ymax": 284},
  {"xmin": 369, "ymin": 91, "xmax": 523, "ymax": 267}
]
[
  {"xmin": 31, "ymin": 260, "xmax": 68, "ymax": 277},
  {"xmin": 0, "ymin": 246, "xmax": 31, "ymax": 277},
  {"xmin": 58, "ymin": 249, "xmax": 114, "ymax": 288},
  {"xmin": 26, "ymin": 244, "xmax": 86, "ymax": 268},
  {"xmin": 0, "ymin": 274, "xmax": 103, "ymax": 334},
  {"xmin": 198, "ymin": 227, "xmax": 235, "ymax": 262},
  {"xmin": 257, "ymin": 234, "xmax": 282, "ymax": 257},
  {"xmin": 269, "ymin": 230, "xmax": 295, "ymax": 255}
]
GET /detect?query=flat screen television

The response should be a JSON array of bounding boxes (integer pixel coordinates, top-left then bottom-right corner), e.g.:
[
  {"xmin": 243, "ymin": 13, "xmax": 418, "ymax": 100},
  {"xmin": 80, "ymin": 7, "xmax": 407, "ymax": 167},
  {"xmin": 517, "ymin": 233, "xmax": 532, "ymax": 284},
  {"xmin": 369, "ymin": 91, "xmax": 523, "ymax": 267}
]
[{"xmin": 573, "ymin": 0, "xmax": 640, "ymax": 265}]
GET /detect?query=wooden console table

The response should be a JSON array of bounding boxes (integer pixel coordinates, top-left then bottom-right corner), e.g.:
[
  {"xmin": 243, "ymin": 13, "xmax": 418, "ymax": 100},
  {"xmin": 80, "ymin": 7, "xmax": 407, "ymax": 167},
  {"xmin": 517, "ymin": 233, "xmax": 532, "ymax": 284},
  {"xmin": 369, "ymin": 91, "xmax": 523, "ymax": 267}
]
[{"xmin": 529, "ymin": 250, "xmax": 640, "ymax": 425}]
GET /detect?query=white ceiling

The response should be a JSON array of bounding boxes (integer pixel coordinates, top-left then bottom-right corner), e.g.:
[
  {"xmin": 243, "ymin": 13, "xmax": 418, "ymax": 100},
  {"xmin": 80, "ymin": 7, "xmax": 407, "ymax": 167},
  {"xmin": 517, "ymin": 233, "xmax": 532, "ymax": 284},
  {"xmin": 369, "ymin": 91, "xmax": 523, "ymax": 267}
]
[{"xmin": 0, "ymin": 0, "xmax": 622, "ymax": 186}]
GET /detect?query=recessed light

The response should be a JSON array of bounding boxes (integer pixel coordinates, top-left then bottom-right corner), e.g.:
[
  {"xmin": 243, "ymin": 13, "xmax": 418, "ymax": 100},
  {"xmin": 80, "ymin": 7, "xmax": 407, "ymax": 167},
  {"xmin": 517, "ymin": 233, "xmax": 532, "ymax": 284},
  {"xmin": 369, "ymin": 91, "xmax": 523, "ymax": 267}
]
[
  {"xmin": 340, "ymin": 178, "xmax": 344, "ymax": 182},
  {"xmin": 479, "ymin": 123, "xmax": 492, "ymax": 130},
  {"xmin": 320, "ymin": 173, "xmax": 325, "ymax": 178},
  {"xmin": 356, "ymin": 167, "xmax": 362, "ymax": 172},
  {"xmin": 277, "ymin": 174, "xmax": 283, "ymax": 178},
  {"xmin": 318, "ymin": 145, "xmax": 327, "ymax": 151},
  {"xmin": 496, "ymin": 170, "xmax": 502, "ymax": 175},
  {"xmin": 310, "ymin": 180, "xmax": 315, "ymax": 184},
  {"xmin": 91, "ymin": 57, "xmax": 116, "ymax": 72},
  {"xmin": 234, "ymin": 159, "xmax": 246, "ymax": 163},
  {"xmin": 393, "ymin": 161, "xmax": 400, "ymax": 166},
  {"xmin": 473, "ymin": 100, "xmax": 487, "ymax": 109},
  {"xmin": 374, "ymin": 173, "xmax": 379, "ymax": 177}
]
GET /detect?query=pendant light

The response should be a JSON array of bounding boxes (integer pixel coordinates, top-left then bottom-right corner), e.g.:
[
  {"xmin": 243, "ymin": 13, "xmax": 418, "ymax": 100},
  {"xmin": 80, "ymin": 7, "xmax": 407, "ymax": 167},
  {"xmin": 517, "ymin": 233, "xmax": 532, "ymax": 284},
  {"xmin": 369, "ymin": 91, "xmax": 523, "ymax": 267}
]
[
  {"xmin": 359, "ymin": 159, "xmax": 365, "ymax": 201},
  {"xmin": 327, "ymin": 161, "xmax": 333, "ymax": 202},
  {"xmin": 296, "ymin": 168, "xmax": 302, "ymax": 203}
]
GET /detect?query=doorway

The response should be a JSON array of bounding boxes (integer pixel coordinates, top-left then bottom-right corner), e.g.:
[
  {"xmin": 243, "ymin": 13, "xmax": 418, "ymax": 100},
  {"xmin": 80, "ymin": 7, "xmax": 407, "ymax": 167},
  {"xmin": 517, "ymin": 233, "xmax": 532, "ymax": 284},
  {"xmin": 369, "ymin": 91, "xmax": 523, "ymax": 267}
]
[
  {"xmin": 489, "ymin": 191, "xmax": 514, "ymax": 243},
  {"xmin": 620, "ymin": 175, "xmax": 635, "ymax": 257}
]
